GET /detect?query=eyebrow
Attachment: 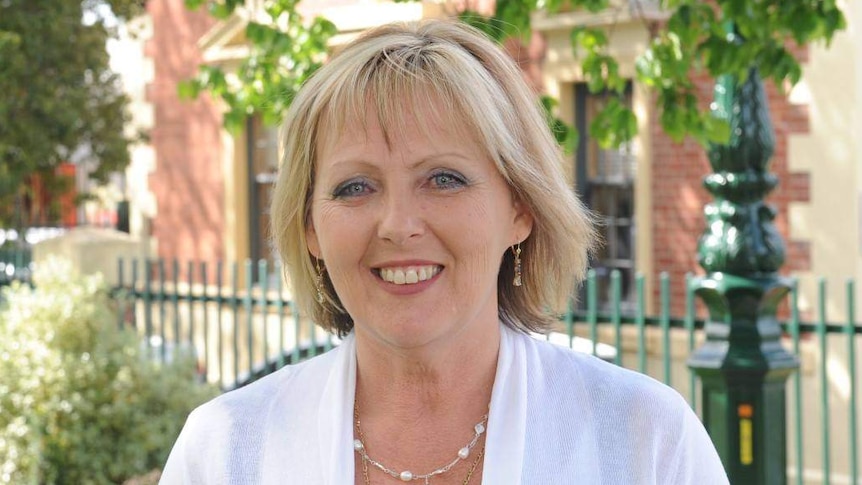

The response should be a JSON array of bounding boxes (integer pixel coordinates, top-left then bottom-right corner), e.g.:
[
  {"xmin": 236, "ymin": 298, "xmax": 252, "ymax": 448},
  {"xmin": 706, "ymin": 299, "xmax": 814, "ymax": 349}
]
[
  {"xmin": 325, "ymin": 151, "xmax": 474, "ymax": 172},
  {"xmin": 411, "ymin": 152, "xmax": 474, "ymax": 168}
]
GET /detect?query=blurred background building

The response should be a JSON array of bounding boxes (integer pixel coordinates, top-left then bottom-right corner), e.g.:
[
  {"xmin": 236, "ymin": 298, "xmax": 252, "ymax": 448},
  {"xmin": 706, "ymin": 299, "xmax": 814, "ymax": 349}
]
[{"xmin": 113, "ymin": 0, "xmax": 861, "ymax": 323}]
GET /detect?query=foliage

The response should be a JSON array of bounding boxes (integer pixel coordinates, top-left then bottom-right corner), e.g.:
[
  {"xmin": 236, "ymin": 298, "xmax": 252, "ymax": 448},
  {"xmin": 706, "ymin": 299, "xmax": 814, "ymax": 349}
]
[
  {"xmin": 0, "ymin": 0, "xmax": 146, "ymax": 226},
  {"xmin": 183, "ymin": 0, "xmax": 845, "ymax": 149},
  {"xmin": 0, "ymin": 259, "xmax": 217, "ymax": 484},
  {"xmin": 541, "ymin": 95, "xmax": 579, "ymax": 153},
  {"xmin": 181, "ymin": 0, "xmax": 337, "ymax": 132},
  {"xmin": 470, "ymin": 0, "xmax": 844, "ymax": 145}
]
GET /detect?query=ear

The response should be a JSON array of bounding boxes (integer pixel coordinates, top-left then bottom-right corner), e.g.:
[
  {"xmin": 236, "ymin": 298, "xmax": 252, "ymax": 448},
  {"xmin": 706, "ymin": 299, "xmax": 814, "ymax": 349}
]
[
  {"xmin": 306, "ymin": 217, "xmax": 322, "ymax": 259},
  {"xmin": 511, "ymin": 196, "xmax": 534, "ymax": 244}
]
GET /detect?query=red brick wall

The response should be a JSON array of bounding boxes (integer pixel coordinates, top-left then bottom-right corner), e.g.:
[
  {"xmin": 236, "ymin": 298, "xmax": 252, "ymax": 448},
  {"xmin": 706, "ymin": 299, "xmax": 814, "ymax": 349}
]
[
  {"xmin": 651, "ymin": 69, "xmax": 812, "ymax": 315},
  {"xmin": 146, "ymin": 0, "xmax": 225, "ymax": 265}
]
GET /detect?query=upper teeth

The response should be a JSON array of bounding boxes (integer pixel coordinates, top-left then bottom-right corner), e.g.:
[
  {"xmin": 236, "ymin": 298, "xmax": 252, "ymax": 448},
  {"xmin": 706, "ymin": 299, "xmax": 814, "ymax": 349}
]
[{"xmin": 379, "ymin": 265, "xmax": 441, "ymax": 285}]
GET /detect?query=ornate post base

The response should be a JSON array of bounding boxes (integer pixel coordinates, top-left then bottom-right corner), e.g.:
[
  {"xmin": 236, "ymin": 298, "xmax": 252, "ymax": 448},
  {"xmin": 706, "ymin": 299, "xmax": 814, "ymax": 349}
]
[{"xmin": 689, "ymin": 273, "xmax": 799, "ymax": 484}]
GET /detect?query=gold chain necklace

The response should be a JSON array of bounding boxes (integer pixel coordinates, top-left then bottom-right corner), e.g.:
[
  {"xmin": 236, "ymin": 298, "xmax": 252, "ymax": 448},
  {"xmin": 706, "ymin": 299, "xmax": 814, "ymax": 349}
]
[{"xmin": 354, "ymin": 403, "xmax": 486, "ymax": 485}]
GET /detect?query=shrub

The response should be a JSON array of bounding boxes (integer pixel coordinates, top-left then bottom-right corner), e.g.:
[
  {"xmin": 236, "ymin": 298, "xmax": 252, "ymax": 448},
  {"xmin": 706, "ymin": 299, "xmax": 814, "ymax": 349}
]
[{"xmin": 0, "ymin": 259, "xmax": 218, "ymax": 484}]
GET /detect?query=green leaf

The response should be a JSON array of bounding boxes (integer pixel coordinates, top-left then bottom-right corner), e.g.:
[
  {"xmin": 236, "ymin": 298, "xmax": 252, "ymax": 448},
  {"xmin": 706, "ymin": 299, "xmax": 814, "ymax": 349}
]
[
  {"xmin": 183, "ymin": 0, "xmax": 205, "ymax": 10},
  {"xmin": 571, "ymin": 26, "xmax": 608, "ymax": 51},
  {"xmin": 176, "ymin": 80, "xmax": 200, "ymax": 100},
  {"xmin": 702, "ymin": 115, "xmax": 731, "ymax": 144},
  {"xmin": 493, "ymin": 0, "xmax": 535, "ymax": 40},
  {"xmin": 208, "ymin": 2, "xmax": 235, "ymax": 20},
  {"xmin": 245, "ymin": 22, "xmax": 272, "ymax": 44},
  {"xmin": 589, "ymin": 96, "xmax": 636, "ymax": 148},
  {"xmin": 223, "ymin": 109, "xmax": 246, "ymax": 133},
  {"xmin": 540, "ymin": 95, "xmax": 578, "ymax": 154}
]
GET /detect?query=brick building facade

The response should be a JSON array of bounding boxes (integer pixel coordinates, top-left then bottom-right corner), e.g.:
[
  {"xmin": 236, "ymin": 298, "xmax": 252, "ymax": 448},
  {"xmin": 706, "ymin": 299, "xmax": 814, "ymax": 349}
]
[
  {"xmin": 134, "ymin": 1, "xmax": 857, "ymax": 316},
  {"xmin": 145, "ymin": 0, "xmax": 225, "ymax": 264}
]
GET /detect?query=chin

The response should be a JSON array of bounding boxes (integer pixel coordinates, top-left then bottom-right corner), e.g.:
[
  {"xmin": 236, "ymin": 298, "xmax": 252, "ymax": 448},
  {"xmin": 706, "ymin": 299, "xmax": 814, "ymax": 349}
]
[{"xmin": 360, "ymin": 315, "xmax": 456, "ymax": 349}]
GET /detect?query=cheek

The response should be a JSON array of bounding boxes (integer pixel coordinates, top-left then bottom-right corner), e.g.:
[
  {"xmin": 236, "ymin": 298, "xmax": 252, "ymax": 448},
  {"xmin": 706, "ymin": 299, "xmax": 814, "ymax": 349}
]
[
  {"xmin": 325, "ymin": 264, "xmax": 364, "ymax": 305},
  {"xmin": 312, "ymin": 204, "xmax": 352, "ymax": 254},
  {"xmin": 312, "ymin": 205, "xmax": 373, "ymax": 289},
  {"xmin": 471, "ymin": 246, "xmax": 500, "ymax": 284},
  {"xmin": 442, "ymin": 205, "xmax": 508, "ymax": 283}
]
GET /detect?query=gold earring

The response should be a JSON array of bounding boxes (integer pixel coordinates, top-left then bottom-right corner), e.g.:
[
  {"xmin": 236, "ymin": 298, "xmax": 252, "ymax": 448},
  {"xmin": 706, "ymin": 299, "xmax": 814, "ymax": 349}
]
[
  {"xmin": 315, "ymin": 258, "xmax": 325, "ymax": 303},
  {"xmin": 512, "ymin": 243, "xmax": 522, "ymax": 287}
]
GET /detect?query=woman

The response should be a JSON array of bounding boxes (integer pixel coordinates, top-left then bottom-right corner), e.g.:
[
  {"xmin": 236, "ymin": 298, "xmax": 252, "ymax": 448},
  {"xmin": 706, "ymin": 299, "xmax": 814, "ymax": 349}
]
[{"xmin": 162, "ymin": 20, "xmax": 728, "ymax": 484}]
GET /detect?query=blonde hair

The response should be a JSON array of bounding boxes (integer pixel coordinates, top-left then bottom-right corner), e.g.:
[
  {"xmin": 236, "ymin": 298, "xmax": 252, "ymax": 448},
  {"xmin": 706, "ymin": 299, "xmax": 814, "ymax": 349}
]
[{"xmin": 271, "ymin": 20, "xmax": 595, "ymax": 336}]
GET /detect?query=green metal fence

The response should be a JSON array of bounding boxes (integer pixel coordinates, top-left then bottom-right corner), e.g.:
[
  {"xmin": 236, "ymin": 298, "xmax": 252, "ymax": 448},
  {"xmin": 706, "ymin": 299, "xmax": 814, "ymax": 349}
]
[
  {"xmin": 0, "ymin": 242, "xmax": 32, "ymax": 286},
  {"xmin": 0, "ymin": 226, "xmax": 71, "ymax": 286},
  {"xmin": 114, "ymin": 259, "xmax": 338, "ymax": 390},
  {"xmin": 112, "ymin": 258, "xmax": 859, "ymax": 484}
]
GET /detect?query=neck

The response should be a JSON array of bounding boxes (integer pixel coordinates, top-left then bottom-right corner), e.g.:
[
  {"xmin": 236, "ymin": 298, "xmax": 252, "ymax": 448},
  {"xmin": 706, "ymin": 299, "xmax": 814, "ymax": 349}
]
[
  {"xmin": 351, "ymin": 321, "xmax": 499, "ymax": 484},
  {"xmin": 353, "ymin": 321, "xmax": 500, "ymax": 422}
]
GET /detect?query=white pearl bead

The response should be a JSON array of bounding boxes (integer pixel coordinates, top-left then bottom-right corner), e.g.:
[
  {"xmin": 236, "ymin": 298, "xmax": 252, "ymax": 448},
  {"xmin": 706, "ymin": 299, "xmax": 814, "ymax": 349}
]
[
  {"xmin": 475, "ymin": 423, "xmax": 485, "ymax": 434},
  {"xmin": 458, "ymin": 447, "xmax": 470, "ymax": 459},
  {"xmin": 400, "ymin": 470, "xmax": 413, "ymax": 481},
  {"xmin": 353, "ymin": 439, "xmax": 363, "ymax": 450}
]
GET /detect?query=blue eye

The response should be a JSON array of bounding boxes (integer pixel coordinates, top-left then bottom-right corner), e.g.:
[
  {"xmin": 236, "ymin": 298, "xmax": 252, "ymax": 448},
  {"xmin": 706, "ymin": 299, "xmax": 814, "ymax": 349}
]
[
  {"xmin": 333, "ymin": 180, "xmax": 371, "ymax": 198},
  {"xmin": 431, "ymin": 171, "xmax": 467, "ymax": 189}
]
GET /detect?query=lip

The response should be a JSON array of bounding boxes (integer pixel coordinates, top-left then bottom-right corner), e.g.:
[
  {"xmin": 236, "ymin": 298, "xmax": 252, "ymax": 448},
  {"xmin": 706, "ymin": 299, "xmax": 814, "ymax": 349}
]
[{"xmin": 371, "ymin": 260, "xmax": 443, "ymax": 295}]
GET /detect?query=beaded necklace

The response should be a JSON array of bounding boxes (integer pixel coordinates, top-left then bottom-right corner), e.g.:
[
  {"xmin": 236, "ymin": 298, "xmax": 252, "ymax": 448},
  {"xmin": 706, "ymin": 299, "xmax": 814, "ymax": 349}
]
[{"xmin": 353, "ymin": 403, "xmax": 487, "ymax": 485}]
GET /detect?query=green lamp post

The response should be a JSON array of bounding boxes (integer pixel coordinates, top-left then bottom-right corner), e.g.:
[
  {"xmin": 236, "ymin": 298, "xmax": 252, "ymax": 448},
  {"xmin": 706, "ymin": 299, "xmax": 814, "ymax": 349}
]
[{"xmin": 687, "ymin": 52, "xmax": 800, "ymax": 483}]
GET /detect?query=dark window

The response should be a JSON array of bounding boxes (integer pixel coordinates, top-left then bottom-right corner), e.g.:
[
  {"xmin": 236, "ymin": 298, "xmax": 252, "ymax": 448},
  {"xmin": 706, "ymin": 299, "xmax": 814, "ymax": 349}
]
[
  {"xmin": 574, "ymin": 82, "xmax": 636, "ymax": 312},
  {"xmin": 246, "ymin": 116, "xmax": 279, "ymax": 282}
]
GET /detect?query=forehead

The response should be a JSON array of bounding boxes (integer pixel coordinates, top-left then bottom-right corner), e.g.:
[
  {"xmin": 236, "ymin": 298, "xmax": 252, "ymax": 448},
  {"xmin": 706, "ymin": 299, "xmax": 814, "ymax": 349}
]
[{"xmin": 316, "ymin": 94, "xmax": 484, "ymax": 159}]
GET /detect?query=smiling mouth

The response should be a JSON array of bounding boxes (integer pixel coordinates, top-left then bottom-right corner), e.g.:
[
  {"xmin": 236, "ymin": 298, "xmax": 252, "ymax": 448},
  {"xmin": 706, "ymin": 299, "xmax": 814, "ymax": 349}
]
[{"xmin": 375, "ymin": 265, "xmax": 442, "ymax": 285}]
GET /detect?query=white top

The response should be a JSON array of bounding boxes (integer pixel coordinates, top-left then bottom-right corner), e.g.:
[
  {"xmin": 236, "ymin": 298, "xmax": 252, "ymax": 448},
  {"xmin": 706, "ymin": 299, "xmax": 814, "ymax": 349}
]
[{"xmin": 161, "ymin": 325, "xmax": 729, "ymax": 484}]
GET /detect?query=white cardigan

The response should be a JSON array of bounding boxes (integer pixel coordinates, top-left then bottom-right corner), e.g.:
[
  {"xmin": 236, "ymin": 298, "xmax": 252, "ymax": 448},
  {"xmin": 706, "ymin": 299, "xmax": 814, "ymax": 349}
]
[{"xmin": 161, "ymin": 325, "xmax": 729, "ymax": 484}]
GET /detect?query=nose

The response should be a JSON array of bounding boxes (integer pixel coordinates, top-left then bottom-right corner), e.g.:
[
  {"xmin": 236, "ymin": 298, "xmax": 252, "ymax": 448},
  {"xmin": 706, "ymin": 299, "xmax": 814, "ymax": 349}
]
[{"xmin": 376, "ymin": 188, "xmax": 425, "ymax": 245}]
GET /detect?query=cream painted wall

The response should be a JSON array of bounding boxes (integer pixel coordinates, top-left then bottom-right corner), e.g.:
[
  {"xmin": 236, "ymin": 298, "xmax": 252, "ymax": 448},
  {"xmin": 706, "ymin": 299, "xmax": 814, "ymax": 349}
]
[
  {"xmin": 855, "ymin": 1, "xmax": 862, "ymax": 318},
  {"xmin": 784, "ymin": 8, "xmax": 861, "ymax": 479},
  {"xmin": 542, "ymin": 20, "xmax": 648, "ymax": 80},
  {"xmin": 224, "ymin": 126, "xmax": 247, "ymax": 265},
  {"xmin": 539, "ymin": 19, "xmax": 654, "ymax": 307},
  {"xmin": 787, "ymin": 0, "xmax": 860, "ymax": 322},
  {"xmin": 632, "ymin": 81, "xmax": 654, "ymax": 304}
]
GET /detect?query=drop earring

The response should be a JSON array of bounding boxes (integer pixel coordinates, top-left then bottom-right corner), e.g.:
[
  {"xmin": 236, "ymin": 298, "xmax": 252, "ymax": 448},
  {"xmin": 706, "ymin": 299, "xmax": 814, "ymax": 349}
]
[
  {"xmin": 315, "ymin": 258, "xmax": 325, "ymax": 303},
  {"xmin": 512, "ymin": 243, "xmax": 522, "ymax": 287}
]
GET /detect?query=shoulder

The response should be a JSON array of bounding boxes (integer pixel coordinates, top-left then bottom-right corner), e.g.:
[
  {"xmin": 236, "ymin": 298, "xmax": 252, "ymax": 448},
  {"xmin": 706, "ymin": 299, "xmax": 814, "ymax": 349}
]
[
  {"xmin": 518, "ymin": 333, "xmax": 727, "ymax": 484},
  {"xmin": 519, "ymin": 335, "xmax": 685, "ymax": 405},
  {"xmin": 160, "ymin": 345, "xmax": 345, "ymax": 483},
  {"xmin": 192, "ymin": 344, "xmax": 343, "ymax": 430},
  {"xmin": 519, "ymin": 331, "xmax": 696, "ymax": 450},
  {"xmin": 523, "ymin": 332, "xmax": 687, "ymax": 414}
]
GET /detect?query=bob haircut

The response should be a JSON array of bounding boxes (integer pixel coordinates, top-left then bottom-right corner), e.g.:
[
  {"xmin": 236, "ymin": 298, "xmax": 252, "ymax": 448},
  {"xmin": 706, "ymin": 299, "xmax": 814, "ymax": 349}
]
[{"xmin": 271, "ymin": 19, "xmax": 595, "ymax": 337}]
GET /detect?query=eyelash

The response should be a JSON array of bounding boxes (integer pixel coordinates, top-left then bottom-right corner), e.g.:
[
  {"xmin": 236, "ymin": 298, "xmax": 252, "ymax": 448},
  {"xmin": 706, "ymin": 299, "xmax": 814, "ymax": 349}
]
[
  {"xmin": 332, "ymin": 180, "xmax": 371, "ymax": 198},
  {"xmin": 331, "ymin": 170, "xmax": 468, "ymax": 199},
  {"xmin": 430, "ymin": 171, "xmax": 468, "ymax": 189}
]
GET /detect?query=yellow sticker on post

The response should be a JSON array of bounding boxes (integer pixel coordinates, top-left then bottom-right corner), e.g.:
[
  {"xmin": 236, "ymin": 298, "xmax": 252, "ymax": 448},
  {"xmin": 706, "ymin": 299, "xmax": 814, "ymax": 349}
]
[{"xmin": 739, "ymin": 404, "xmax": 754, "ymax": 465}]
